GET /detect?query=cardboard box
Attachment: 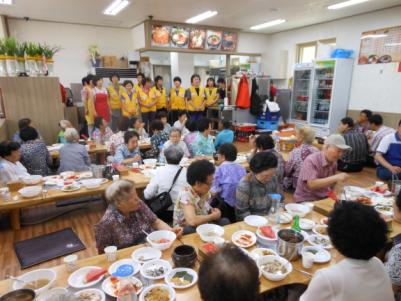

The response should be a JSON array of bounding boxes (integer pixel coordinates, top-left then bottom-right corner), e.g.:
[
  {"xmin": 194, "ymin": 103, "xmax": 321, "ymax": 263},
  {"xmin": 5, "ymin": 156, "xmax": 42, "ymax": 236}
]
[{"xmin": 102, "ymin": 56, "xmax": 118, "ymax": 68}]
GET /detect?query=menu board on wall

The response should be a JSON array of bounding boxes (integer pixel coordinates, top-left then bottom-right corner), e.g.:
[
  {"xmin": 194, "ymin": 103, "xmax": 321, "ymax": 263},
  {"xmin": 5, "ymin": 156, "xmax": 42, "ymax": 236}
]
[
  {"xmin": 358, "ymin": 25, "xmax": 401, "ymax": 65},
  {"xmin": 149, "ymin": 22, "xmax": 237, "ymax": 52}
]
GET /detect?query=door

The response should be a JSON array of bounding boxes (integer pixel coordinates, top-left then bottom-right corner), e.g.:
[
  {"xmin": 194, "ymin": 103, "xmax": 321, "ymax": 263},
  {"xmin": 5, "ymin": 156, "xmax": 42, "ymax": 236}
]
[{"xmin": 291, "ymin": 68, "xmax": 312, "ymax": 122}]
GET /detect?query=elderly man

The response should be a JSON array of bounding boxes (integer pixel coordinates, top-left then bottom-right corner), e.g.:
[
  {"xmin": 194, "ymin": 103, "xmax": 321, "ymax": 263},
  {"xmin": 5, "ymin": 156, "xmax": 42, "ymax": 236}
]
[
  {"xmin": 294, "ymin": 134, "xmax": 349, "ymax": 202},
  {"xmin": 375, "ymin": 120, "xmax": 401, "ymax": 180},
  {"xmin": 58, "ymin": 128, "xmax": 91, "ymax": 172}
]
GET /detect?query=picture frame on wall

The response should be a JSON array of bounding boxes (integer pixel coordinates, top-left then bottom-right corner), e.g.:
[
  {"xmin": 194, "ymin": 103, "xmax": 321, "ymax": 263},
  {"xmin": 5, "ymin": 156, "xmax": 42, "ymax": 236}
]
[
  {"xmin": 206, "ymin": 30, "xmax": 223, "ymax": 50},
  {"xmin": 188, "ymin": 28, "xmax": 206, "ymax": 49},
  {"xmin": 170, "ymin": 26, "xmax": 190, "ymax": 48},
  {"xmin": 221, "ymin": 32, "xmax": 238, "ymax": 51},
  {"xmin": 151, "ymin": 24, "xmax": 171, "ymax": 48}
]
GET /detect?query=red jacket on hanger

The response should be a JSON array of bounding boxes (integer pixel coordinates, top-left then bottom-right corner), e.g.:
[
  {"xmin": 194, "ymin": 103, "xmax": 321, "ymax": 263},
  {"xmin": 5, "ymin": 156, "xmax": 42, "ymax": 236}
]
[{"xmin": 236, "ymin": 74, "xmax": 250, "ymax": 109}]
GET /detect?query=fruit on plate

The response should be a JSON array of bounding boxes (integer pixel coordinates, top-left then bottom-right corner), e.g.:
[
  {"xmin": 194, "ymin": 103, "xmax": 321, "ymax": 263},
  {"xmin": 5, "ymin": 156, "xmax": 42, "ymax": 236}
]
[
  {"xmin": 356, "ymin": 196, "xmax": 372, "ymax": 205},
  {"xmin": 84, "ymin": 268, "xmax": 107, "ymax": 283},
  {"xmin": 259, "ymin": 226, "xmax": 276, "ymax": 239},
  {"xmin": 202, "ymin": 243, "xmax": 219, "ymax": 254},
  {"xmin": 371, "ymin": 184, "xmax": 388, "ymax": 194}
]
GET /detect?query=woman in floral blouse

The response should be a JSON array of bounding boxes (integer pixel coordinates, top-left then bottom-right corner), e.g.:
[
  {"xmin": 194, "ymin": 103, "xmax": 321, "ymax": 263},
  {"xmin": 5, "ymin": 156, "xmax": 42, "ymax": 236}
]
[
  {"xmin": 108, "ymin": 117, "xmax": 130, "ymax": 155},
  {"xmin": 283, "ymin": 126, "xmax": 319, "ymax": 191},
  {"xmin": 92, "ymin": 116, "xmax": 113, "ymax": 145},
  {"xmin": 145, "ymin": 120, "xmax": 169, "ymax": 159}
]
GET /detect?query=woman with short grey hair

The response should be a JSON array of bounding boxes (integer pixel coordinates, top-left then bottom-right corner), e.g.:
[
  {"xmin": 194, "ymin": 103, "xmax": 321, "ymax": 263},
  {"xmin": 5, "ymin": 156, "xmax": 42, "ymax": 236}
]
[
  {"xmin": 144, "ymin": 145, "xmax": 187, "ymax": 222},
  {"xmin": 163, "ymin": 128, "xmax": 191, "ymax": 158},
  {"xmin": 94, "ymin": 179, "xmax": 183, "ymax": 253},
  {"xmin": 58, "ymin": 128, "xmax": 91, "ymax": 172}
]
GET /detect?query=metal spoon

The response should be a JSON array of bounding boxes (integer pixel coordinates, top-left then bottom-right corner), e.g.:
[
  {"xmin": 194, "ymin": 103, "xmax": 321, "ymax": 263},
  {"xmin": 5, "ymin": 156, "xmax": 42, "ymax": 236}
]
[{"xmin": 6, "ymin": 275, "xmax": 28, "ymax": 285}]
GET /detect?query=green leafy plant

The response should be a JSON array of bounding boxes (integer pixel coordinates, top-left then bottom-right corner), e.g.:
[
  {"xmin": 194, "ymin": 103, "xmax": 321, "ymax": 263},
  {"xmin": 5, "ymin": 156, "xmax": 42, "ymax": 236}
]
[
  {"xmin": 25, "ymin": 42, "xmax": 39, "ymax": 57},
  {"xmin": 0, "ymin": 39, "xmax": 5, "ymax": 55},
  {"xmin": 15, "ymin": 41, "xmax": 27, "ymax": 58},
  {"xmin": 42, "ymin": 44, "xmax": 61, "ymax": 59},
  {"xmin": 3, "ymin": 37, "xmax": 17, "ymax": 56}
]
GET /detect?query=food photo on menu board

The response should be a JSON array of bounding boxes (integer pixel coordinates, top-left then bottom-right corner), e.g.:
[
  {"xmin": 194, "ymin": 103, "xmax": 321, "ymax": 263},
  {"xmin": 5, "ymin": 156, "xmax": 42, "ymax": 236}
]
[
  {"xmin": 170, "ymin": 26, "xmax": 190, "ymax": 48},
  {"xmin": 151, "ymin": 25, "xmax": 171, "ymax": 47},
  {"xmin": 221, "ymin": 32, "xmax": 238, "ymax": 51},
  {"xmin": 189, "ymin": 29, "xmax": 206, "ymax": 49},
  {"xmin": 206, "ymin": 30, "xmax": 223, "ymax": 50}
]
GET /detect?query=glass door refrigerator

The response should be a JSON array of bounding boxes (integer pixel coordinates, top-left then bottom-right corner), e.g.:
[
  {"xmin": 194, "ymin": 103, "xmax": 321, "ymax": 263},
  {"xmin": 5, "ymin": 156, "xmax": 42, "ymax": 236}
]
[{"xmin": 290, "ymin": 63, "xmax": 313, "ymax": 126}]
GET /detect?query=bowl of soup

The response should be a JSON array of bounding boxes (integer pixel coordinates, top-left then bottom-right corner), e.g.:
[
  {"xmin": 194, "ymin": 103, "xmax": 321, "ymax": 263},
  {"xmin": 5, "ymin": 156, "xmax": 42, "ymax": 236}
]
[
  {"xmin": 12, "ymin": 269, "xmax": 56, "ymax": 295},
  {"xmin": 0, "ymin": 289, "xmax": 35, "ymax": 301}
]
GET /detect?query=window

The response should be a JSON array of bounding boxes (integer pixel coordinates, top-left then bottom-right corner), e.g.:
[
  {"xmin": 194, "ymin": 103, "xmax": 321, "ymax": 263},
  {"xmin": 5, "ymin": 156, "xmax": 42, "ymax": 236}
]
[{"xmin": 297, "ymin": 38, "xmax": 336, "ymax": 63}]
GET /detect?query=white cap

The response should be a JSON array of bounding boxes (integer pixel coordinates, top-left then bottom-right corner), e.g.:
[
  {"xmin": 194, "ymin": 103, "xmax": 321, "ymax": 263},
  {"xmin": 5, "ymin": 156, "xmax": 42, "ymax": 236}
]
[{"xmin": 324, "ymin": 134, "xmax": 351, "ymax": 150}]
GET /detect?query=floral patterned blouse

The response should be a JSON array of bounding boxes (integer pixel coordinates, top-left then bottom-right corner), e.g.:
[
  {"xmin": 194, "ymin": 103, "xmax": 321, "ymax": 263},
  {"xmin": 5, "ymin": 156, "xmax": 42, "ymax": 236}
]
[
  {"xmin": 173, "ymin": 185, "xmax": 211, "ymax": 227},
  {"xmin": 283, "ymin": 144, "xmax": 319, "ymax": 190},
  {"xmin": 92, "ymin": 127, "xmax": 113, "ymax": 145},
  {"xmin": 108, "ymin": 131, "xmax": 125, "ymax": 155},
  {"xmin": 20, "ymin": 140, "xmax": 52, "ymax": 176}
]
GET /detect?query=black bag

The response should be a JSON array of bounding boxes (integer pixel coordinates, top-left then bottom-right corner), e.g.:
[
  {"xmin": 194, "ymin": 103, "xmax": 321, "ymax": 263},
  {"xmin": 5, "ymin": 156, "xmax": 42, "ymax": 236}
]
[
  {"xmin": 146, "ymin": 167, "xmax": 183, "ymax": 214},
  {"xmin": 250, "ymin": 78, "xmax": 263, "ymax": 116}
]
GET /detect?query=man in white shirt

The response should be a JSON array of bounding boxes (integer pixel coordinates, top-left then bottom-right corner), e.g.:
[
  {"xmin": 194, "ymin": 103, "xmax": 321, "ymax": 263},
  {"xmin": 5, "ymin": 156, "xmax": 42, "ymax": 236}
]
[
  {"xmin": 144, "ymin": 145, "xmax": 187, "ymax": 221},
  {"xmin": 300, "ymin": 201, "xmax": 393, "ymax": 301},
  {"xmin": 0, "ymin": 141, "xmax": 29, "ymax": 184},
  {"xmin": 173, "ymin": 111, "xmax": 189, "ymax": 136}
]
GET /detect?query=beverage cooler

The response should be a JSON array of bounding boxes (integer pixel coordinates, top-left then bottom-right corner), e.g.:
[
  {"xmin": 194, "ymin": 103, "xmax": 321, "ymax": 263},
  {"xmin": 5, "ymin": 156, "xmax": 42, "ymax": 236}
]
[{"xmin": 290, "ymin": 59, "xmax": 354, "ymax": 137}]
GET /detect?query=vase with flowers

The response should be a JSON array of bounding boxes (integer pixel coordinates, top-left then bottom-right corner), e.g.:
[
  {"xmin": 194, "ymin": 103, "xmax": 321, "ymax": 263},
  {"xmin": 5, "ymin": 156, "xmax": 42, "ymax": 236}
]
[
  {"xmin": 0, "ymin": 39, "xmax": 6, "ymax": 76},
  {"xmin": 16, "ymin": 41, "xmax": 27, "ymax": 76},
  {"xmin": 4, "ymin": 37, "xmax": 17, "ymax": 76},
  {"xmin": 43, "ymin": 44, "xmax": 60, "ymax": 75},
  {"xmin": 88, "ymin": 44, "xmax": 101, "ymax": 67},
  {"xmin": 25, "ymin": 42, "xmax": 39, "ymax": 76}
]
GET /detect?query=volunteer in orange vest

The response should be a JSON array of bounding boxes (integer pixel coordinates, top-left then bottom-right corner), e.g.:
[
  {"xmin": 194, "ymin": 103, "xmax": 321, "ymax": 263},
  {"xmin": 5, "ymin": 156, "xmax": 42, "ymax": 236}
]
[
  {"xmin": 205, "ymin": 77, "xmax": 219, "ymax": 108},
  {"xmin": 151, "ymin": 75, "xmax": 168, "ymax": 116},
  {"xmin": 134, "ymin": 72, "xmax": 144, "ymax": 93},
  {"xmin": 82, "ymin": 75, "xmax": 96, "ymax": 138},
  {"xmin": 185, "ymin": 74, "xmax": 206, "ymax": 122},
  {"xmin": 138, "ymin": 77, "xmax": 157, "ymax": 132},
  {"xmin": 107, "ymin": 73, "xmax": 125, "ymax": 132},
  {"xmin": 169, "ymin": 76, "xmax": 186, "ymax": 123},
  {"xmin": 121, "ymin": 80, "xmax": 139, "ymax": 119}
]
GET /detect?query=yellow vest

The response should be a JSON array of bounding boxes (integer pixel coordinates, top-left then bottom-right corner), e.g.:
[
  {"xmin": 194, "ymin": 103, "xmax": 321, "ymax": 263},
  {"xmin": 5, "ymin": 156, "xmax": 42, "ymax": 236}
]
[
  {"xmin": 134, "ymin": 83, "xmax": 142, "ymax": 93},
  {"xmin": 187, "ymin": 86, "xmax": 206, "ymax": 112},
  {"xmin": 107, "ymin": 84, "xmax": 125, "ymax": 109},
  {"xmin": 205, "ymin": 87, "xmax": 218, "ymax": 106},
  {"xmin": 121, "ymin": 91, "xmax": 138, "ymax": 117},
  {"xmin": 138, "ymin": 89, "xmax": 156, "ymax": 113},
  {"xmin": 84, "ymin": 87, "xmax": 95, "ymax": 125},
  {"xmin": 169, "ymin": 87, "xmax": 186, "ymax": 110},
  {"xmin": 150, "ymin": 86, "xmax": 167, "ymax": 110}
]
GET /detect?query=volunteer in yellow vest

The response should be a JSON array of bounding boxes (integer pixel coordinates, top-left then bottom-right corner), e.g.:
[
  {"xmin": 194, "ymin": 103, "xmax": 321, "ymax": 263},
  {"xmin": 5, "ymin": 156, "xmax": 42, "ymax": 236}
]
[
  {"xmin": 134, "ymin": 72, "xmax": 144, "ymax": 92},
  {"xmin": 82, "ymin": 75, "xmax": 97, "ymax": 138},
  {"xmin": 169, "ymin": 76, "xmax": 186, "ymax": 123},
  {"xmin": 185, "ymin": 74, "xmax": 206, "ymax": 121},
  {"xmin": 121, "ymin": 80, "xmax": 139, "ymax": 119},
  {"xmin": 151, "ymin": 75, "xmax": 168, "ymax": 116},
  {"xmin": 138, "ymin": 77, "xmax": 157, "ymax": 132},
  {"xmin": 107, "ymin": 73, "xmax": 125, "ymax": 132},
  {"xmin": 205, "ymin": 77, "xmax": 219, "ymax": 108}
]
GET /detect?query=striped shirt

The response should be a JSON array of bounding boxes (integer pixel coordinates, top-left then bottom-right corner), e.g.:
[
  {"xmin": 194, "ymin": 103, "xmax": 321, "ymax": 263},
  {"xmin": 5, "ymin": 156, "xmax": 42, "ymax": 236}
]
[
  {"xmin": 370, "ymin": 126, "xmax": 395, "ymax": 153},
  {"xmin": 341, "ymin": 129, "xmax": 369, "ymax": 164}
]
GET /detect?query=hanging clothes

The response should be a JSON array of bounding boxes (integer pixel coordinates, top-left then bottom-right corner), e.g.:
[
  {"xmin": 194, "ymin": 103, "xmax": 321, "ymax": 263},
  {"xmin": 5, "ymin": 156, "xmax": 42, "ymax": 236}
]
[
  {"xmin": 236, "ymin": 74, "xmax": 251, "ymax": 109},
  {"xmin": 250, "ymin": 78, "xmax": 262, "ymax": 116}
]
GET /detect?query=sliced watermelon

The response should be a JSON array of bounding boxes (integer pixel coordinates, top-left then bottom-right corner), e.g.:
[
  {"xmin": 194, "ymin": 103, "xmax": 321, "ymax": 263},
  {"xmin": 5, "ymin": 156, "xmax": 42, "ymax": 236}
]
[
  {"xmin": 84, "ymin": 267, "xmax": 107, "ymax": 283},
  {"xmin": 203, "ymin": 243, "xmax": 218, "ymax": 253},
  {"xmin": 260, "ymin": 226, "xmax": 276, "ymax": 239}
]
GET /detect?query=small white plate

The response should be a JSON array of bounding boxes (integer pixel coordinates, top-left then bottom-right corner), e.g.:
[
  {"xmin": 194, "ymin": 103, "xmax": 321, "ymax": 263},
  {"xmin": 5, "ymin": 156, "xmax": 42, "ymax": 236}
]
[
  {"xmin": 165, "ymin": 268, "xmax": 198, "ymax": 289},
  {"xmin": 307, "ymin": 234, "xmax": 333, "ymax": 249},
  {"xmin": 312, "ymin": 225, "xmax": 328, "ymax": 237},
  {"xmin": 61, "ymin": 184, "xmax": 81, "ymax": 192},
  {"xmin": 131, "ymin": 247, "xmax": 162, "ymax": 264},
  {"xmin": 101, "ymin": 276, "xmax": 143, "ymax": 298},
  {"xmin": 244, "ymin": 215, "xmax": 268, "ymax": 227},
  {"xmin": 231, "ymin": 230, "xmax": 256, "ymax": 248},
  {"xmin": 302, "ymin": 246, "xmax": 331, "ymax": 263},
  {"xmin": 78, "ymin": 172, "xmax": 93, "ymax": 179},
  {"xmin": 279, "ymin": 212, "xmax": 293, "ymax": 224},
  {"xmin": 299, "ymin": 218, "xmax": 316, "ymax": 231},
  {"xmin": 68, "ymin": 266, "xmax": 105, "ymax": 289},
  {"xmin": 250, "ymin": 248, "xmax": 278, "ymax": 260},
  {"xmin": 74, "ymin": 288, "xmax": 105, "ymax": 301},
  {"xmin": 108, "ymin": 259, "xmax": 140, "ymax": 277},
  {"xmin": 140, "ymin": 259, "xmax": 172, "ymax": 280}
]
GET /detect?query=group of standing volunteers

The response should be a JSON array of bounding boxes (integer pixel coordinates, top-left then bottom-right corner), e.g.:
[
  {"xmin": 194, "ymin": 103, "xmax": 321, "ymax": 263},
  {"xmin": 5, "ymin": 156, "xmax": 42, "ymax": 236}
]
[{"xmin": 81, "ymin": 72, "xmax": 227, "ymax": 136}]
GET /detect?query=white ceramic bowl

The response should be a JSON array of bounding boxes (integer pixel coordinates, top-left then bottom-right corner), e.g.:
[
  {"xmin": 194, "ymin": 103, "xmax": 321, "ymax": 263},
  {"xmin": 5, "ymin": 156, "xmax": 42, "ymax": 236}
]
[
  {"xmin": 250, "ymin": 248, "xmax": 278, "ymax": 261},
  {"xmin": 244, "ymin": 215, "xmax": 268, "ymax": 227},
  {"xmin": 67, "ymin": 266, "xmax": 105, "ymax": 289},
  {"xmin": 143, "ymin": 159, "xmax": 157, "ymax": 168},
  {"xmin": 256, "ymin": 227, "xmax": 278, "ymax": 245},
  {"xmin": 18, "ymin": 186, "xmax": 42, "ymax": 198},
  {"xmin": 257, "ymin": 255, "xmax": 292, "ymax": 281},
  {"xmin": 74, "ymin": 289, "xmax": 105, "ymax": 301},
  {"xmin": 21, "ymin": 175, "xmax": 43, "ymax": 185},
  {"xmin": 140, "ymin": 259, "xmax": 172, "ymax": 280},
  {"xmin": 108, "ymin": 258, "xmax": 141, "ymax": 277},
  {"xmin": 131, "ymin": 247, "xmax": 162, "ymax": 264},
  {"xmin": 165, "ymin": 268, "xmax": 198, "ymax": 289},
  {"xmin": 60, "ymin": 171, "xmax": 75, "ymax": 179},
  {"xmin": 12, "ymin": 269, "xmax": 57, "ymax": 295},
  {"xmin": 196, "ymin": 224, "xmax": 225, "ymax": 242},
  {"xmin": 146, "ymin": 230, "xmax": 176, "ymax": 251},
  {"xmin": 312, "ymin": 225, "xmax": 328, "ymax": 237},
  {"xmin": 139, "ymin": 284, "xmax": 175, "ymax": 301},
  {"xmin": 299, "ymin": 218, "xmax": 316, "ymax": 231},
  {"xmin": 36, "ymin": 288, "xmax": 68, "ymax": 301},
  {"xmin": 80, "ymin": 179, "xmax": 103, "ymax": 190},
  {"xmin": 285, "ymin": 203, "xmax": 311, "ymax": 218}
]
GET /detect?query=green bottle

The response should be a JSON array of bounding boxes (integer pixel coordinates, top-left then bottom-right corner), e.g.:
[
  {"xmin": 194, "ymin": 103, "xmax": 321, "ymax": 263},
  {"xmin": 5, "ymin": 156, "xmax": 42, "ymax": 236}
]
[{"xmin": 292, "ymin": 215, "xmax": 301, "ymax": 233}]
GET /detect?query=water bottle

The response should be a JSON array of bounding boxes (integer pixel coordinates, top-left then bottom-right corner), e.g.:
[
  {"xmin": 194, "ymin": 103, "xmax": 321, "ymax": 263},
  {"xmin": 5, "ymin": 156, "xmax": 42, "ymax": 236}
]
[
  {"xmin": 158, "ymin": 145, "xmax": 165, "ymax": 165},
  {"xmin": 269, "ymin": 193, "xmax": 281, "ymax": 225}
]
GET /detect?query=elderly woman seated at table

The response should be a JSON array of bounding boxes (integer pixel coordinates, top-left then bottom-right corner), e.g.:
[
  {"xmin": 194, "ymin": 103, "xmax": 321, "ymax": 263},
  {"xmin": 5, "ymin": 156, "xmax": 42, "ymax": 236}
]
[
  {"xmin": 92, "ymin": 116, "xmax": 113, "ymax": 145},
  {"xmin": 198, "ymin": 244, "xmax": 260, "ymax": 301},
  {"xmin": 57, "ymin": 119, "xmax": 73, "ymax": 144},
  {"xmin": 173, "ymin": 160, "xmax": 229, "ymax": 234},
  {"xmin": 0, "ymin": 140, "xmax": 29, "ymax": 183},
  {"xmin": 249, "ymin": 134, "xmax": 284, "ymax": 185},
  {"xmin": 183, "ymin": 119, "xmax": 198, "ymax": 157},
  {"xmin": 236, "ymin": 151, "xmax": 282, "ymax": 221},
  {"xmin": 144, "ymin": 120, "xmax": 169, "ymax": 158},
  {"xmin": 163, "ymin": 128, "xmax": 190, "ymax": 158},
  {"xmin": 109, "ymin": 116, "xmax": 131, "ymax": 156},
  {"xmin": 94, "ymin": 179, "xmax": 183, "ymax": 253},
  {"xmin": 130, "ymin": 117, "xmax": 148, "ymax": 139},
  {"xmin": 113, "ymin": 131, "xmax": 142, "ymax": 164},
  {"xmin": 192, "ymin": 118, "xmax": 215, "ymax": 157},
  {"xmin": 300, "ymin": 201, "xmax": 392, "ymax": 301},
  {"xmin": 19, "ymin": 126, "xmax": 52, "ymax": 176},
  {"xmin": 144, "ymin": 145, "xmax": 187, "ymax": 222},
  {"xmin": 58, "ymin": 128, "xmax": 91, "ymax": 172},
  {"xmin": 12, "ymin": 118, "xmax": 42, "ymax": 144},
  {"xmin": 283, "ymin": 126, "xmax": 319, "ymax": 191}
]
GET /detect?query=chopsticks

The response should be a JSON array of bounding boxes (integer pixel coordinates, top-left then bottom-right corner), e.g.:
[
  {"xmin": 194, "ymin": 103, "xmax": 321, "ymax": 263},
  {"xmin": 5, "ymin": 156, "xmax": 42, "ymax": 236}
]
[{"xmin": 293, "ymin": 267, "xmax": 313, "ymax": 278}]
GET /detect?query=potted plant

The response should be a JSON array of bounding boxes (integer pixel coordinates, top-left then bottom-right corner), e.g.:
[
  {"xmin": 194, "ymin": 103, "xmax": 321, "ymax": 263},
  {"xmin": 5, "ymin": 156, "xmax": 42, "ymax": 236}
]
[
  {"xmin": 25, "ymin": 42, "xmax": 39, "ymax": 76},
  {"xmin": 16, "ymin": 41, "xmax": 26, "ymax": 76},
  {"xmin": 36, "ymin": 43, "xmax": 46, "ymax": 76},
  {"xmin": 4, "ymin": 37, "xmax": 17, "ymax": 76},
  {"xmin": 0, "ymin": 39, "xmax": 7, "ymax": 76},
  {"xmin": 88, "ymin": 44, "xmax": 101, "ymax": 67},
  {"xmin": 43, "ymin": 44, "xmax": 60, "ymax": 75}
]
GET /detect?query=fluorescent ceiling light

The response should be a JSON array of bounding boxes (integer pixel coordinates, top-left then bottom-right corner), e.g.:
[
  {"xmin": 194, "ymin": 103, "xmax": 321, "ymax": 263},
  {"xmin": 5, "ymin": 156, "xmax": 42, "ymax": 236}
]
[
  {"xmin": 250, "ymin": 19, "xmax": 286, "ymax": 30},
  {"xmin": 385, "ymin": 42, "xmax": 401, "ymax": 47},
  {"xmin": 103, "ymin": 0, "xmax": 130, "ymax": 16},
  {"xmin": 0, "ymin": 0, "xmax": 12, "ymax": 5},
  {"xmin": 328, "ymin": 0, "xmax": 370, "ymax": 10},
  {"xmin": 186, "ymin": 11, "xmax": 218, "ymax": 24},
  {"xmin": 361, "ymin": 34, "xmax": 387, "ymax": 39}
]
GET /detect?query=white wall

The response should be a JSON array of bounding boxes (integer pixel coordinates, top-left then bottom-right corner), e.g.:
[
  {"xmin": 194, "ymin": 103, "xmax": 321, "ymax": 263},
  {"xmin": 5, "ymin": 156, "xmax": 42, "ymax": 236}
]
[
  {"xmin": 267, "ymin": 6, "xmax": 401, "ymax": 113},
  {"xmin": 237, "ymin": 32, "xmax": 270, "ymax": 73},
  {"xmin": 131, "ymin": 23, "xmax": 145, "ymax": 50},
  {"xmin": 8, "ymin": 19, "xmax": 133, "ymax": 86},
  {"xmin": 0, "ymin": 16, "xmax": 7, "ymax": 38}
]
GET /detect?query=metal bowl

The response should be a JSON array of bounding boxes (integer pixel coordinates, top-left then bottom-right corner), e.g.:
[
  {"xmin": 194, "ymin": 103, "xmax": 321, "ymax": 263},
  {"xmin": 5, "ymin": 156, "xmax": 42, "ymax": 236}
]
[{"xmin": 0, "ymin": 289, "xmax": 35, "ymax": 301}]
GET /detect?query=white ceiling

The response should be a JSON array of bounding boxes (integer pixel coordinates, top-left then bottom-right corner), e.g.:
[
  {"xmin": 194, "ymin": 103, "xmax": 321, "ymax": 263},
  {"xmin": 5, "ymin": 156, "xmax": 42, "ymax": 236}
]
[{"xmin": 1, "ymin": 0, "xmax": 401, "ymax": 33}]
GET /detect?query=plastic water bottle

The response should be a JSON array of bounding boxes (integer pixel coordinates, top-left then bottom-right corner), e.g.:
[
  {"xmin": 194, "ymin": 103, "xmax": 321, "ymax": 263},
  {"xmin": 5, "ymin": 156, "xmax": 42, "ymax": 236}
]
[
  {"xmin": 158, "ymin": 145, "xmax": 165, "ymax": 164},
  {"xmin": 269, "ymin": 193, "xmax": 281, "ymax": 225}
]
